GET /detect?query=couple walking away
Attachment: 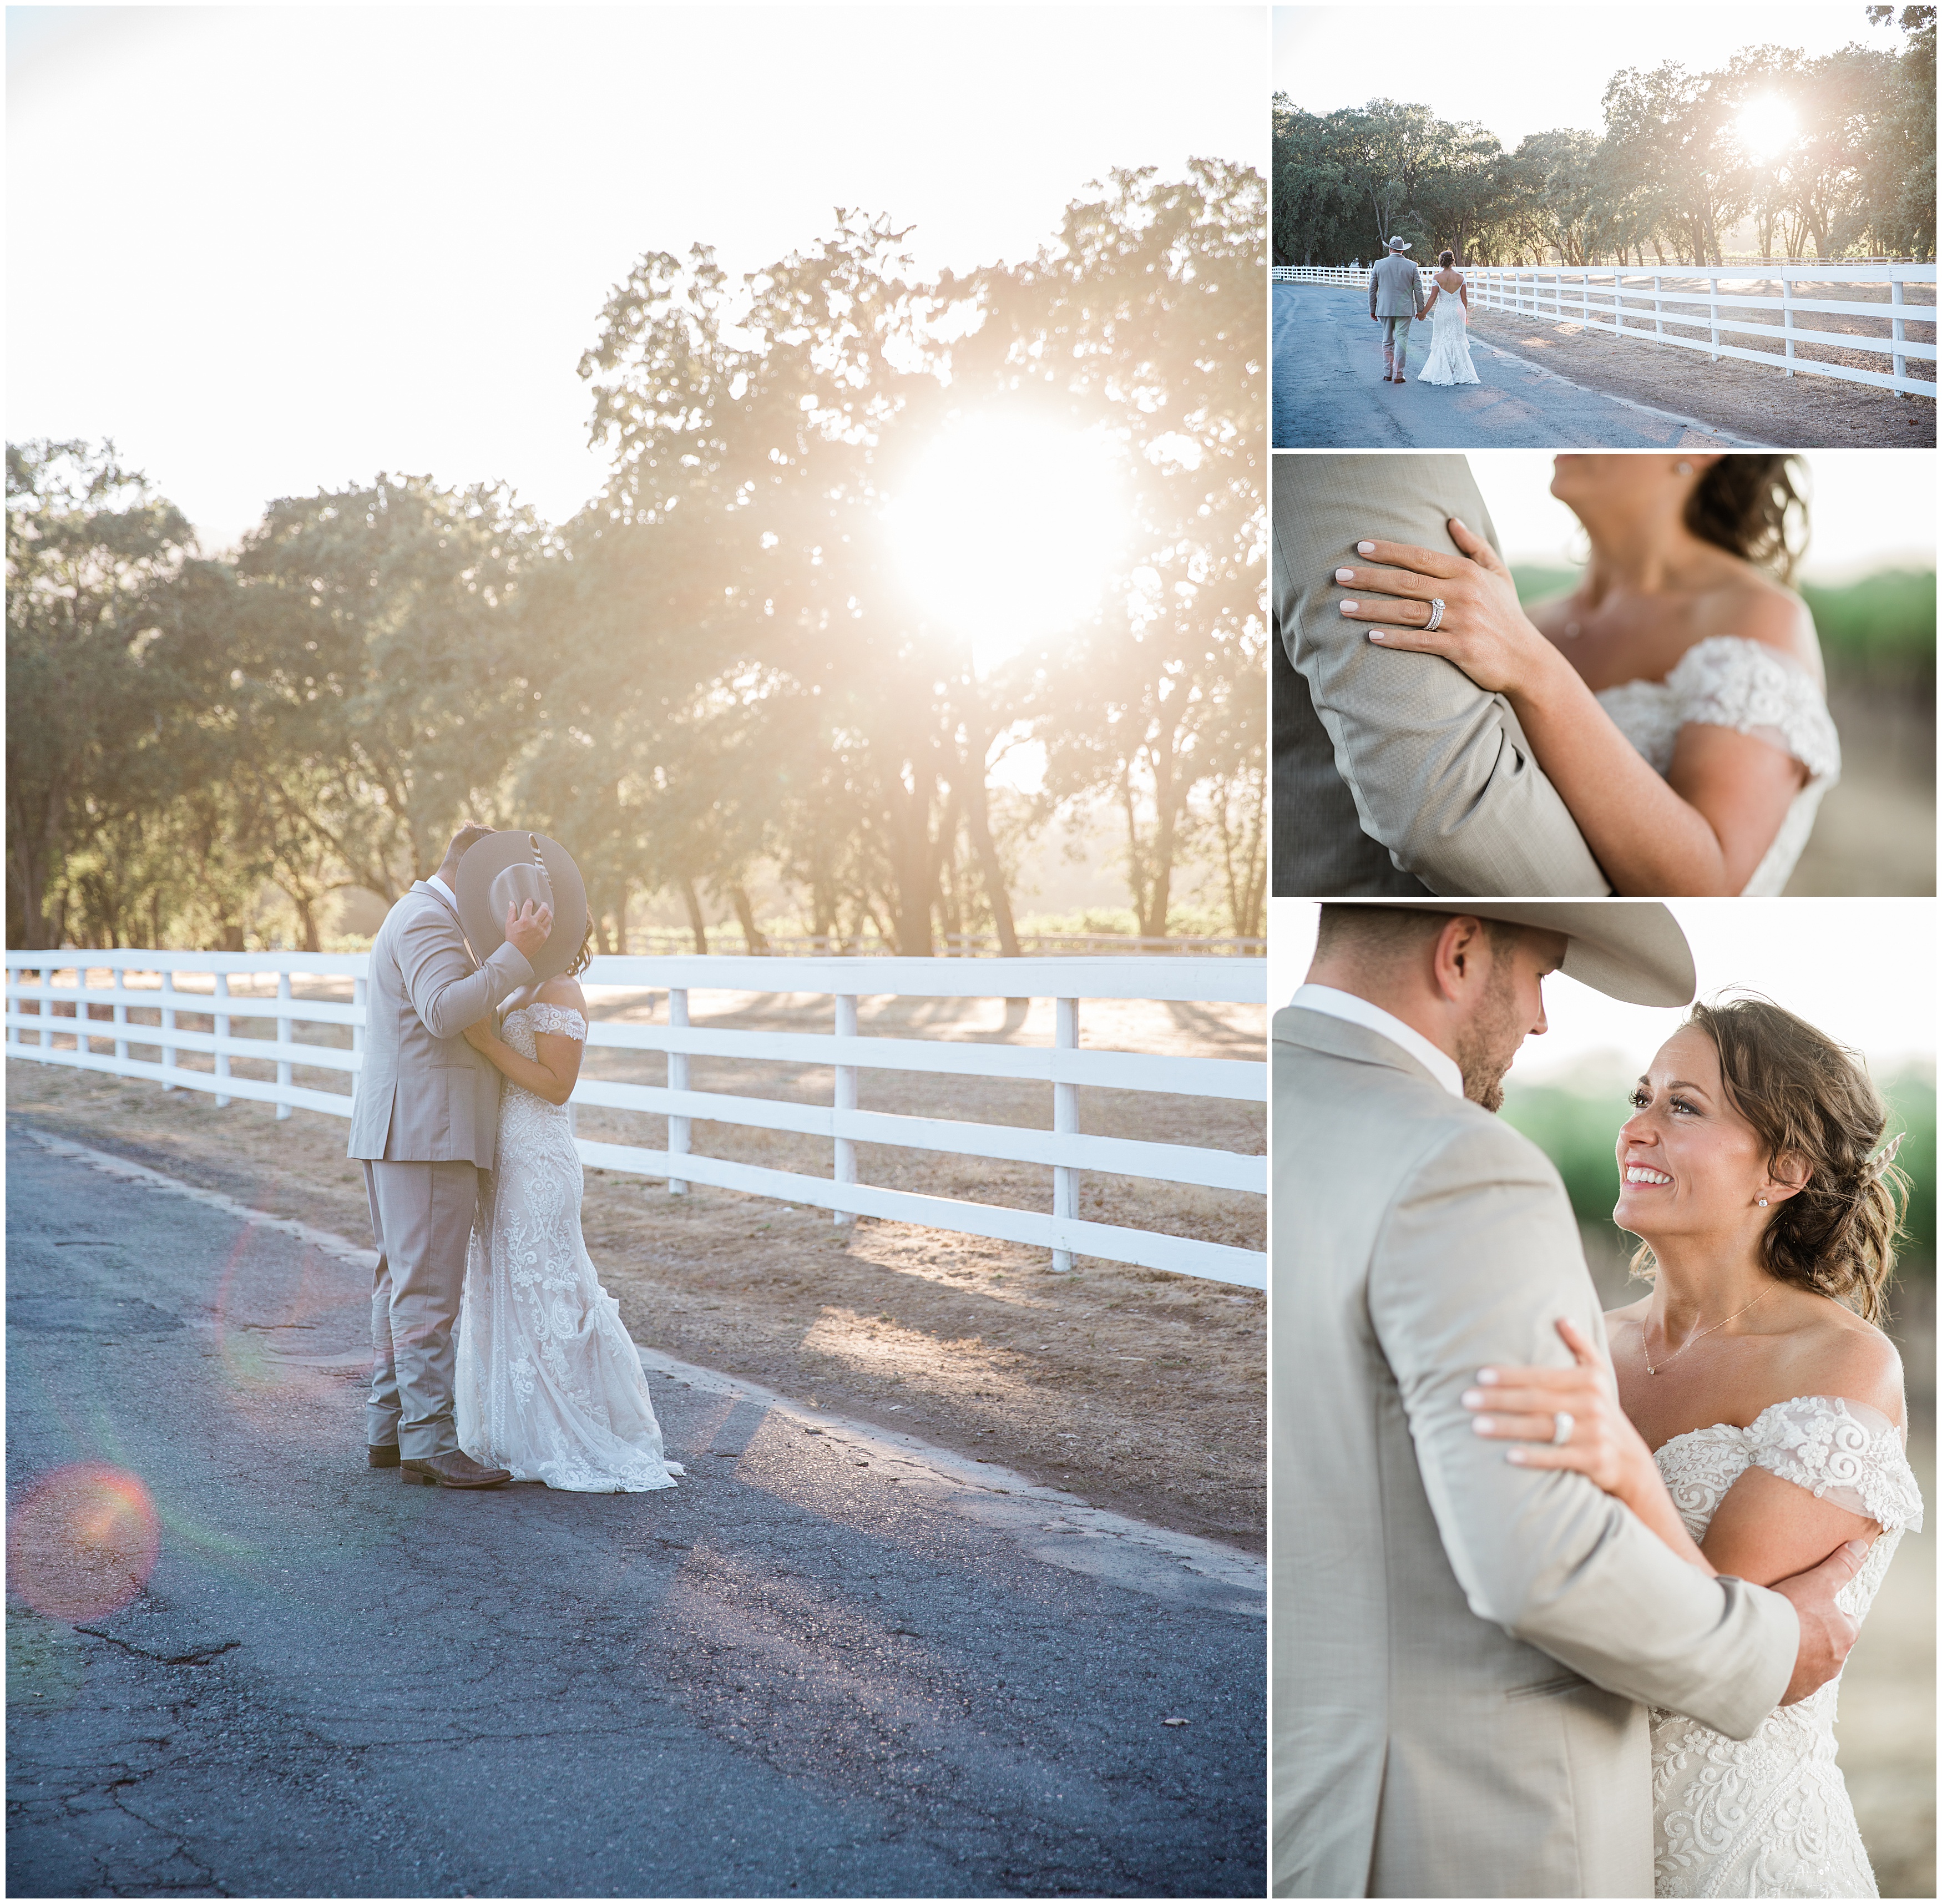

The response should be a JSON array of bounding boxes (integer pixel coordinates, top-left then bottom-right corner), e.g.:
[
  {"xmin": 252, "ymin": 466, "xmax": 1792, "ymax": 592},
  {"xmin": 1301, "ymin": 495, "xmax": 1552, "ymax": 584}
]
[
  {"xmin": 1271, "ymin": 452, "xmax": 1840, "ymax": 898},
  {"xmin": 1273, "ymin": 902, "xmax": 1920, "ymax": 1899},
  {"xmin": 348, "ymin": 824, "xmax": 682, "ymax": 1493},
  {"xmin": 1370, "ymin": 236, "xmax": 1479, "ymax": 387}
]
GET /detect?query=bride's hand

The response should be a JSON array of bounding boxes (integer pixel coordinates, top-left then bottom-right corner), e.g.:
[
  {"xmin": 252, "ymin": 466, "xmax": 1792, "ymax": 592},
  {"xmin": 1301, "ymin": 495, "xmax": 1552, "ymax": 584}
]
[
  {"xmin": 1333, "ymin": 517, "xmax": 1555, "ymax": 697},
  {"xmin": 1463, "ymin": 1317, "xmax": 1660, "ymax": 1506}
]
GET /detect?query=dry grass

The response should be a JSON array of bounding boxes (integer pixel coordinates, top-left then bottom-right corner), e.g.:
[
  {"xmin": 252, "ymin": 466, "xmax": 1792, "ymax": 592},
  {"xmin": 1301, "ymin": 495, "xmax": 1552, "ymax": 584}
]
[
  {"xmin": 6, "ymin": 981, "xmax": 1265, "ymax": 1550},
  {"xmin": 1467, "ymin": 302, "xmax": 1936, "ymax": 447}
]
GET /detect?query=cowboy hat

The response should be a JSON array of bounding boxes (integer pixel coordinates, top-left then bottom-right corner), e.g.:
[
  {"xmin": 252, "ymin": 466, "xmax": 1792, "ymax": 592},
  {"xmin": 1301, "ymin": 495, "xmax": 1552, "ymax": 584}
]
[
  {"xmin": 1385, "ymin": 236, "xmax": 1412, "ymax": 251},
  {"xmin": 454, "ymin": 830, "xmax": 590, "ymax": 983},
  {"xmin": 1350, "ymin": 901, "xmax": 1695, "ymax": 1007}
]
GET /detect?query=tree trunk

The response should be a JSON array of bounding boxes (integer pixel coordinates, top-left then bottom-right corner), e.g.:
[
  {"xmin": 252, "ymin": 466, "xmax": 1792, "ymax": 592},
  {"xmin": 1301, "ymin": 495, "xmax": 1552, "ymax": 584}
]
[
  {"xmin": 890, "ymin": 773, "xmax": 935, "ymax": 957},
  {"xmin": 680, "ymin": 878, "xmax": 709, "ymax": 955},
  {"xmin": 955, "ymin": 718, "xmax": 1020, "ymax": 958},
  {"xmin": 726, "ymin": 883, "xmax": 770, "ymax": 953}
]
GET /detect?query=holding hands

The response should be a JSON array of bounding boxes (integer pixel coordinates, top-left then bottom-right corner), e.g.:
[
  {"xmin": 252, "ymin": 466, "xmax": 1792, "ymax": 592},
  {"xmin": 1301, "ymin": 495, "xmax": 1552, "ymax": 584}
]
[{"xmin": 1334, "ymin": 517, "xmax": 1555, "ymax": 699}]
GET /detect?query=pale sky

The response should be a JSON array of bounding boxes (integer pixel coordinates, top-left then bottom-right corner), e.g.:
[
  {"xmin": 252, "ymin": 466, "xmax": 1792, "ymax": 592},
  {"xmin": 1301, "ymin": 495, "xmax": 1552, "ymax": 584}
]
[
  {"xmin": 7, "ymin": 4, "xmax": 1267, "ymax": 548},
  {"xmin": 1466, "ymin": 450, "xmax": 1938, "ymax": 582},
  {"xmin": 1268, "ymin": 898, "xmax": 1938, "ymax": 1082},
  {"xmin": 1272, "ymin": 5, "xmax": 1897, "ymax": 150}
]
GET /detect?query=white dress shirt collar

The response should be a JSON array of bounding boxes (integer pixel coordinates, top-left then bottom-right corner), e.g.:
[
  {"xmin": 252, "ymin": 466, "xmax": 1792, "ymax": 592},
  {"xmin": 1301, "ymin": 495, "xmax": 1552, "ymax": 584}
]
[
  {"xmin": 1291, "ymin": 983, "xmax": 1466, "ymax": 1101},
  {"xmin": 424, "ymin": 871, "xmax": 460, "ymax": 911}
]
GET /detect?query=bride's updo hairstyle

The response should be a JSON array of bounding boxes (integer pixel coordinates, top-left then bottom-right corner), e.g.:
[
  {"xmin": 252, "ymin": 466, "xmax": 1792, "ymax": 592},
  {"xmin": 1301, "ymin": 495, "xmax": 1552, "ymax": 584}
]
[
  {"xmin": 1685, "ymin": 455, "xmax": 1810, "ymax": 583},
  {"xmin": 1633, "ymin": 994, "xmax": 1908, "ymax": 1323},
  {"xmin": 1439, "ymin": 250, "xmax": 1455, "ymax": 267}
]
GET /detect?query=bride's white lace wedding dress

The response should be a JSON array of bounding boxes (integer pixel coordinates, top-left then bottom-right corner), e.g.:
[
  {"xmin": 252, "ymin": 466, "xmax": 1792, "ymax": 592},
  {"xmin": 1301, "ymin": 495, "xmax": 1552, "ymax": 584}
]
[
  {"xmin": 1651, "ymin": 1394, "xmax": 1923, "ymax": 1898},
  {"xmin": 1598, "ymin": 635, "xmax": 1842, "ymax": 895},
  {"xmin": 455, "ymin": 1003, "xmax": 683, "ymax": 1492},
  {"xmin": 1417, "ymin": 284, "xmax": 1481, "ymax": 386}
]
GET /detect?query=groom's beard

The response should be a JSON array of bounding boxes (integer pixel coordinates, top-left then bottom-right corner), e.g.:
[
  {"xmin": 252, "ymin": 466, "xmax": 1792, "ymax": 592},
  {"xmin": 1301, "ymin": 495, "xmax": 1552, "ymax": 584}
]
[{"xmin": 1455, "ymin": 959, "xmax": 1524, "ymax": 1114}]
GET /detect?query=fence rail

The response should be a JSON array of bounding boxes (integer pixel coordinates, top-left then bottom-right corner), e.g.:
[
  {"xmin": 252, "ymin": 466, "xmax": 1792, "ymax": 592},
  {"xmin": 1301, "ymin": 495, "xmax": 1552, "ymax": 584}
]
[
  {"xmin": 1272, "ymin": 261, "xmax": 1938, "ymax": 397},
  {"xmin": 615, "ymin": 931, "xmax": 1265, "ymax": 958},
  {"xmin": 4, "ymin": 950, "xmax": 1266, "ymax": 1289}
]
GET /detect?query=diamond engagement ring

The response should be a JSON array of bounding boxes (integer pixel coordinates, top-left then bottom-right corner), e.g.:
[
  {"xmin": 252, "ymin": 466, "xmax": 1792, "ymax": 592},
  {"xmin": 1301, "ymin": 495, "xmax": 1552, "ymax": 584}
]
[
  {"xmin": 1424, "ymin": 598, "xmax": 1446, "ymax": 632},
  {"xmin": 1552, "ymin": 1411, "xmax": 1575, "ymax": 1447}
]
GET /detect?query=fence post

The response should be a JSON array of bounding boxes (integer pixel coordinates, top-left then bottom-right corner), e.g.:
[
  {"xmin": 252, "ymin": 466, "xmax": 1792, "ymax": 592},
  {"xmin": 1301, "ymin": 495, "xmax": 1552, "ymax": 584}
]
[
  {"xmin": 667, "ymin": 987, "xmax": 690, "ymax": 1195},
  {"xmin": 1779, "ymin": 275, "xmax": 1795, "ymax": 376},
  {"xmin": 1652, "ymin": 274, "xmax": 1662, "ymax": 339},
  {"xmin": 1708, "ymin": 272, "xmax": 1720, "ymax": 362},
  {"xmin": 40, "ymin": 967, "xmax": 53, "ymax": 1051},
  {"xmin": 1051, "ymin": 996, "xmax": 1080, "ymax": 1273},
  {"xmin": 1891, "ymin": 272, "xmax": 1906, "ymax": 386},
  {"xmin": 112, "ymin": 961, "xmax": 128, "ymax": 1063},
  {"xmin": 276, "ymin": 970, "xmax": 293, "ymax": 1119},
  {"xmin": 833, "ymin": 993, "xmax": 858, "ymax": 1226},
  {"xmin": 160, "ymin": 969, "xmax": 178, "ymax": 1088},
  {"xmin": 214, "ymin": 972, "xmax": 231, "ymax": 1108}
]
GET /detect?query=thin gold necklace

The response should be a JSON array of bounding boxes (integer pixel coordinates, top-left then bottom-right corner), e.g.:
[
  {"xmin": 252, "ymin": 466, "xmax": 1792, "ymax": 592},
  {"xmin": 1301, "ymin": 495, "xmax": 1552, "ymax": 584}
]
[{"xmin": 1643, "ymin": 1285, "xmax": 1771, "ymax": 1376}]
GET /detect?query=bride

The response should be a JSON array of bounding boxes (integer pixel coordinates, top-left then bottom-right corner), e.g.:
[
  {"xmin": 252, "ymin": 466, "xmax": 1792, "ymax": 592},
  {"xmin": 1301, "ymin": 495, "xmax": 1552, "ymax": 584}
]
[
  {"xmin": 452, "ymin": 834, "xmax": 684, "ymax": 1493},
  {"xmin": 1463, "ymin": 996, "xmax": 1920, "ymax": 1897},
  {"xmin": 1416, "ymin": 249, "xmax": 1480, "ymax": 386},
  {"xmin": 1333, "ymin": 453, "xmax": 1839, "ymax": 894}
]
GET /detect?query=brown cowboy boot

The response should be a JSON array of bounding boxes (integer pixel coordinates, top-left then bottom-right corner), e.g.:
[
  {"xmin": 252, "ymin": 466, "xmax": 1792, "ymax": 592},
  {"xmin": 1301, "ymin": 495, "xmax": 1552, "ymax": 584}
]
[{"xmin": 401, "ymin": 1450, "xmax": 513, "ymax": 1488}]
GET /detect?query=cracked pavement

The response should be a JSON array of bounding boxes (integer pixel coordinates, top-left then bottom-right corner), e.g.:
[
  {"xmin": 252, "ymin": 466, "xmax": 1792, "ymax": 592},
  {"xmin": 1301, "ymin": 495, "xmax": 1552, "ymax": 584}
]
[{"xmin": 6, "ymin": 1124, "xmax": 1263, "ymax": 1897}]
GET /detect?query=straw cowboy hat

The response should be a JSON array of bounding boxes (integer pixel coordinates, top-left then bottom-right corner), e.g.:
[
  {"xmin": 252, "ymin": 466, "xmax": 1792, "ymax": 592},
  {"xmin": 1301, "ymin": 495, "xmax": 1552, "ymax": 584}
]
[
  {"xmin": 455, "ymin": 830, "xmax": 590, "ymax": 983},
  {"xmin": 1386, "ymin": 236, "xmax": 1413, "ymax": 251},
  {"xmin": 1361, "ymin": 901, "xmax": 1696, "ymax": 1007}
]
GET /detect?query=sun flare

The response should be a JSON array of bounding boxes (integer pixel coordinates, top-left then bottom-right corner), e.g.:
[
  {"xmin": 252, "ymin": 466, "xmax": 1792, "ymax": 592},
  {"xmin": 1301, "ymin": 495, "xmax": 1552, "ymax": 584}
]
[
  {"xmin": 1736, "ymin": 96, "xmax": 1798, "ymax": 164},
  {"xmin": 885, "ymin": 415, "xmax": 1126, "ymax": 669}
]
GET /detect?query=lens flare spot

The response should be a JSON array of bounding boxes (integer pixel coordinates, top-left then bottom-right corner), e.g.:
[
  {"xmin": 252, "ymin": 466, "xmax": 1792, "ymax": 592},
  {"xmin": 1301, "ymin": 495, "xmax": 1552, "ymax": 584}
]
[{"xmin": 8, "ymin": 1463, "xmax": 161, "ymax": 1622}]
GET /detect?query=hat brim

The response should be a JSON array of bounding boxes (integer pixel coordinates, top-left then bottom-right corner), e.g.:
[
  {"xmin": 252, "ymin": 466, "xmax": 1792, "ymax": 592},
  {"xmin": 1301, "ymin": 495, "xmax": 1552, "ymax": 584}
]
[
  {"xmin": 1375, "ymin": 902, "xmax": 1696, "ymax": 1007},
  {"xmin": 454, "ymin": 831, "xmax": 590, "ymax": 984}
]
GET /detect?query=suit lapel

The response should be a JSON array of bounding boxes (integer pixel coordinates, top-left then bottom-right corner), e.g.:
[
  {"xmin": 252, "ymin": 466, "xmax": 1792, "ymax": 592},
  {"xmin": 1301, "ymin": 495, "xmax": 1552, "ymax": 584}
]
[{"xmin": 413, "ymin": 881, "xmax": 478, "ymax": 965}]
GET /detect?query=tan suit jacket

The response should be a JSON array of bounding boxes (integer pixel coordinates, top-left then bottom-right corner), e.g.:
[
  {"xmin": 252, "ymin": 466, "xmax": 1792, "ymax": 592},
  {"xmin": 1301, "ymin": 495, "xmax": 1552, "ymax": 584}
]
[
  {"xmin": 347, "ymin": 882, "xmax": 534, "ymax": 1169},
  {"xmin": 1368, "ymin": 252, "xmax": 1427, "ymax": 319},
  {"xmin": 1271, "ymin": 453, "xmax": 1612, "ymax": 897},
  {"xmin": 1272, "ymin": 1007, "xmax": 1798, "ymax": 1898}
]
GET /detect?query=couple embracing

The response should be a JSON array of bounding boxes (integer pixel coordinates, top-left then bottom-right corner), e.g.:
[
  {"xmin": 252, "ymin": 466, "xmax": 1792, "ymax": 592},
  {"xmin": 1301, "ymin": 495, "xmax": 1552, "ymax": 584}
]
[
  {"xmin": 349, "ymin": 824, "xmax": 682, "ymax": 1494},
  {"xmin": 1273, "ymin": 902, "xmax": 1920, "ymax": 1897}
]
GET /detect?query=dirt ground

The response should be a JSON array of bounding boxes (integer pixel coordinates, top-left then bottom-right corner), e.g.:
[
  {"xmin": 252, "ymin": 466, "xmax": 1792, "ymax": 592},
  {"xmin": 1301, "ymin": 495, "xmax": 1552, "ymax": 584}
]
[
  {"xmin": 4, "ymin": 982, "xmax": 1265, "ymax": 1551},
  {"xmin": 1467, "ymin": 301, "xmax": 1936, "ymax": 447}
]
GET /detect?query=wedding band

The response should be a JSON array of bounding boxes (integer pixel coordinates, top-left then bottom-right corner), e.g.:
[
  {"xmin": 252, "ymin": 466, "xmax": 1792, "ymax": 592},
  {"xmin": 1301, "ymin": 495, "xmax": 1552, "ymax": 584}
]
[
  {"xmin": 1552, "ymin": 1411, "xmax": 1574, "ymax": 1447},
  {"xmin": 1424, "ymin": 598, "xmax": 1445, "ymax": 632}
]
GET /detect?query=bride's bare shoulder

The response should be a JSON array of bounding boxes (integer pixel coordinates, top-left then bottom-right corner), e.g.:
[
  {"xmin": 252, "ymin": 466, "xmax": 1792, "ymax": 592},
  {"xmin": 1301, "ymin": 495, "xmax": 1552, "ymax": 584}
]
[
  {"xmin": 535, "ymin": 973, "xmax": 587, "ymax": 1012},
  {"xmin": 1775, "ymin": 1295, "xmax": 1905, "ymax": 1425},
  {"xmin": 1700, "ymin": 569, "xmax": 1820, "ymax": 675}
]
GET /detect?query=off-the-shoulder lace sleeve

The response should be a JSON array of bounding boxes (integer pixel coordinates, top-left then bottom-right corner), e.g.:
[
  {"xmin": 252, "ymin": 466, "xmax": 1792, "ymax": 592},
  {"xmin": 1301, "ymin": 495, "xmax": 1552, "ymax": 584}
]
[
  {"xmin": 1668, "ymin": 635, "xmax": 1842, "ymax": 781},
  {"xmin": 1747, "ymin": 1395, "xmax": 1924, "ymax": 1531},
  {"xmin": 525, "ymin": 1003, "xmax": 588, "ymax": 1042}
]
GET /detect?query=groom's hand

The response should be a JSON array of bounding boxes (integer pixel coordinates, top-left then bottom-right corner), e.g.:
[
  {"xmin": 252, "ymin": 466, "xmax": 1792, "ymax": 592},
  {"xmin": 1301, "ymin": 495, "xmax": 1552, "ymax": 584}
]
[
  {"xmin": 505, "ymin": 898, "xmax": 553, "ymax": 963},
  {"xmin": 1773, "ymin": 1537, "xmax": 1872, "ymax": 1705}
]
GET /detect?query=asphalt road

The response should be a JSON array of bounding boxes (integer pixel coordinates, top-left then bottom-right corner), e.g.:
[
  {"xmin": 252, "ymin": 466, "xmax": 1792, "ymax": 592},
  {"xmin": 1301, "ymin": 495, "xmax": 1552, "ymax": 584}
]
[
  {"xmin": 1272, "ymin": 281, "xmax": 1751, "ymax": 450},
  {"xmin": 6, "ymin": 1124, "xmax": 1264, "ymax": 1898}
]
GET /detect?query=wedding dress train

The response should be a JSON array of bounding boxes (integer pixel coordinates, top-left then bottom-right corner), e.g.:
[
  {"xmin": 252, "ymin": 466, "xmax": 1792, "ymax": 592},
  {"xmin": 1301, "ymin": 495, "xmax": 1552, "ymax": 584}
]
[
  {"xmin": 1651, "ymin": 1394, "xmax": 1922, "ymax": 1897},
  {"xmin": 455, "ymin": 1003, "xmax": 683, "ymax": 1492}
]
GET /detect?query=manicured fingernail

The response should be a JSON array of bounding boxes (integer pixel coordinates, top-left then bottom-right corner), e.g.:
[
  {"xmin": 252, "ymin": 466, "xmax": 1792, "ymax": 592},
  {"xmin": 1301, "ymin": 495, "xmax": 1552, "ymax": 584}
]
[
  {"xmin": 1471, "ymin": 1416, "xmax": 1494, "ymax": 1435},
  {"xmin": 1476, "ymin": 1369, "xmax": 1499, "ymax": 1385},
  {"xmin": 1357, "ymin": 541, "xmax": 1375, "ymax": 554},
  {"xmin": 1461, "ymin": 1389, "xmax": 1484, "ymax": 1409},
  {"xmin": 1506, "ymin": 1447, "xmax": 1528, "ymax": 1464},
  {"xmin": 1339, "ymin": 600, "xmax": 1359, "ymax": 613},
  {"xmin": 1334, "ymin": 567, "xmax": 1355, "ymax": 582},
  {"xmin": 1368, "ymin": 630, "xmax": 1384, "ymax": 642},
  {"xmin": 1452, "ymin": 518, "xmax": 1468, "ymax": 532}
]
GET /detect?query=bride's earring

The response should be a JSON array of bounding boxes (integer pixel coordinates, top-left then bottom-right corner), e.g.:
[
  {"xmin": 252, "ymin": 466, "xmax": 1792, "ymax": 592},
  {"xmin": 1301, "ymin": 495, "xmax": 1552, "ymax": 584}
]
[
  {"xmin": 1757, "ymin": 1196, "xmax": 1769, "ymax": 1207},
  {"xmin": 1674, "ymin": 459, "xmax": 1693, "ymax": 476}
]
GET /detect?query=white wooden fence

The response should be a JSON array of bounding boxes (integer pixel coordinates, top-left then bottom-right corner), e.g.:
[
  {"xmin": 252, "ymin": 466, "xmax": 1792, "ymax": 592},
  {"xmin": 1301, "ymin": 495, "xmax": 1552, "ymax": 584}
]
[
  {"xmin": 4, "ymin": 951, "xmax": 1266, "ymax": 1290},
  {"xmin": 1273, "ymin": 261, "xmax": 1937, "ymax": 397},
  {"xmin": 624, "ymin": 931, "xmax": 1266, "ymax": 958}
]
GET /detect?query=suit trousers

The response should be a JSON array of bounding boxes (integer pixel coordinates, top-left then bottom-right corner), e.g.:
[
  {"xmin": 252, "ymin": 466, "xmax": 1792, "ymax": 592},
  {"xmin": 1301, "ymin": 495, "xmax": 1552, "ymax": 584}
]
[
  {"xmin": 364, "ymin": 1158, "xmax": 482, "ymax": 1457},
  {"xmin": 1379, "ymin": 314, "xmax": 1413, "ymax": 363}
]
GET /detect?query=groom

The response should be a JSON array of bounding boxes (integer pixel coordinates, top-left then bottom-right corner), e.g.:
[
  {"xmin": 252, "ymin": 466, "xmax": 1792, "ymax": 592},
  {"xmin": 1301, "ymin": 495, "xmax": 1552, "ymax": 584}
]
[
  {"xmin": 1368, "ymin": 236, "xmax": 1425, "ymax": 382},
  {"xmin": 348, "ymin": 823, "xmax": 552, "ymax": 1488},
  {"xmin": 1272, "ymin": 902, "xmax": 1871, "ymax": 1898},
  {"xmin": 1271, "ymin": 452, "xmax": 1612, "ymax": 897}
]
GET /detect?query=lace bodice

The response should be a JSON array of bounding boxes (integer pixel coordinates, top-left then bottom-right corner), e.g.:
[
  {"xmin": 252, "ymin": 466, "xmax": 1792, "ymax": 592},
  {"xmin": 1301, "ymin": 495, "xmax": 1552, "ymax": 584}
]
[
  {"xmin": 1596, "ymin": 637, "xmax": 1840, "ymax": 896},
  {"xmin": 1650, "ymin": 1395, "xmax": 1921, "ymax": 1897},
  {"xmin": 497, "ymin": 1003, "xmax": 585, "ymax": 1133}
]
